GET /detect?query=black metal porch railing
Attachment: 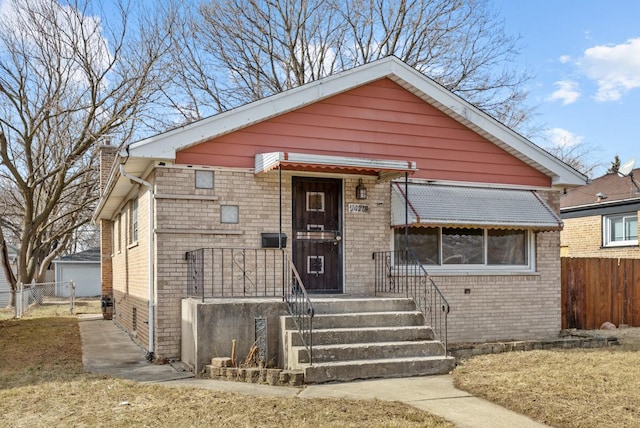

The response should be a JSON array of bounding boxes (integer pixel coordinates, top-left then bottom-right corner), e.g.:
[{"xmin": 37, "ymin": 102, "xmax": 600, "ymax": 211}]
[
  {"xmin": 373, "ymin": 249, "xmax": 449, "ymax": 352},
  {"xmin": 186, "ymin": 248, "xmax": 286, "ymax": 298},
  {"xmin": 282, "ymin": 250, "xmax": 314, "ymax": 365},
  {"xmin": 185, "ymin": 247, "xmax": 314, "ymax": 364}
]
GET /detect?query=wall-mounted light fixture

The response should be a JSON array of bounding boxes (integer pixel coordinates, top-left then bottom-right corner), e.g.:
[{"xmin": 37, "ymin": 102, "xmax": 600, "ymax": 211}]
[{"xmin": 356, "ymin": 179, "xmax": 367, "ymax": 200}]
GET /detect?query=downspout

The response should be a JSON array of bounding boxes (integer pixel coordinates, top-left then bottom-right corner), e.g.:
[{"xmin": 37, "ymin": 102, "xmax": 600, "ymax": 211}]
[{"xmin": 120, "ymin": 164, "xmax": 155, "ymax": 361}]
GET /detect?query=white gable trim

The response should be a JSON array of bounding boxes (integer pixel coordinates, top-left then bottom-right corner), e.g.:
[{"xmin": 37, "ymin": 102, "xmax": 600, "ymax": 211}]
[{"xmin": 126, "ymin": 56, "xmax": 586, "ymax": 187}]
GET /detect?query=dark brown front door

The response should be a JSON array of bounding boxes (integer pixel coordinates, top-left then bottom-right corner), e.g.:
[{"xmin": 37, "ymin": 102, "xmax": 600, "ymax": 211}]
[{"xmin": 292, "ymin": 177, "xmax": 342, "ymax": 293}]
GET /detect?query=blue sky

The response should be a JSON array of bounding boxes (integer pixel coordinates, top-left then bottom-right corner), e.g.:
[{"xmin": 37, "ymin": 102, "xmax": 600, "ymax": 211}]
[{"xmin": 492, "ymin": 0, "xmax": 640, "ymax": 176}]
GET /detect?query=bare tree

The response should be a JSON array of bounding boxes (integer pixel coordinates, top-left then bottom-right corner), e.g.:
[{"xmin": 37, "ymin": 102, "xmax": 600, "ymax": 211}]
[
  {"xmin": 542, "ymin": 141, "xmax": 602, "ymax": 179},
  {"xmin": 0, "ymin": 0, "xmax": 173, "ymax": 300},
  {"xmin": 166, "ymin": 0, "xmax": 532, "ymax": 129}
]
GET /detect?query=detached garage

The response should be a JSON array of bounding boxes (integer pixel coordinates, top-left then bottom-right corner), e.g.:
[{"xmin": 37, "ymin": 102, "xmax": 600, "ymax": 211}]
[
  {"xmin": 53, "ymin": 248, "xmax": 101, "ymax": 297},
  {"xmin": 0, "ymin": 244, "xmax": 18, "ymax": 307}
]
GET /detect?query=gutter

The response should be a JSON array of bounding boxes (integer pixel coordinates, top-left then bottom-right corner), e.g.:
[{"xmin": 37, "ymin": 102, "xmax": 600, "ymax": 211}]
[{"xmin": 119, "ymin": 163, "xmax": 155, "ymax": 361}]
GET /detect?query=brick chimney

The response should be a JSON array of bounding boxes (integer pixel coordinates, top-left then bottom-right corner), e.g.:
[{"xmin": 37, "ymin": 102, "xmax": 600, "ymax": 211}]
[
  {"xmin": 99, "ymin": 137, "xmax": 118, "ymax": 195},
  {"xmin": 97, "ymin": 138, "xmax": 118, "ymax": 319}
]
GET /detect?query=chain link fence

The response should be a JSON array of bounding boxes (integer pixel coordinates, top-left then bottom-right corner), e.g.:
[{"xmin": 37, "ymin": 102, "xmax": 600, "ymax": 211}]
[{"xmin": 12, "ymin": 281, "xmax": 76, "ymax": 318}]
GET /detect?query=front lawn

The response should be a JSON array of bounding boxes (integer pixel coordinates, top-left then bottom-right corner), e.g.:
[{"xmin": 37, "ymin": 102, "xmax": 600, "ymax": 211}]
[
  {"xmin": 0, "ymin": 305, "xmax": 452, "ymax": 428},
  {"xmin": 453, "ymin": 329, "xmax": 640, "ymax": 428}
]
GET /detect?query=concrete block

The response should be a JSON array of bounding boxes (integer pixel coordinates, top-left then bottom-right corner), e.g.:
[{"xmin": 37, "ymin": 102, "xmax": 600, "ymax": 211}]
[
  {"xmin": 278, "ymin": 371, "xmax": 290, "ymax": 384},
  {"xmin": 238, "ymin": 368, "xmax": 247, "ymax": 381},
  {"xmin": 287, "ymin": 370, "xmax": 304, "ymax": 386},
  {"xmin": 211, "ymin": 357, "xmax": 233, "ymax": 368},
  {"xmin": 266, "ymin": 369, "xmax": 281, "ymax": 386},
  {"xmin": 226, "ymin": 368, "xmax": 238, "ymax": 380},
  {"xmin": 245, "ymin": 368, "xmax": 261, "ymax": 383}
]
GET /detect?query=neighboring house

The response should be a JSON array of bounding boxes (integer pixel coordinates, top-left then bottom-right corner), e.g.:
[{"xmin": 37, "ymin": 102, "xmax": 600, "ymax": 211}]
[
  {"xmin": 561, "ymin": 169, "xmax": 640, "ymax": 258},
  {"xmin": 0, "ymin": 244, "xmax": 18, "ymax": 307},
  {"xmin": 53, "ymin": 248, "xmax": 101, "ymax": 297},
  {"xmin": 94, "ymin": 57, "xmax": 586, "ymax": 377}
]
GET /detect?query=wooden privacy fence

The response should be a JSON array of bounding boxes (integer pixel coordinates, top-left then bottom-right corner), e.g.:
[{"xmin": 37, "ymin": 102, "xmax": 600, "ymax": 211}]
[{"xmin": 562, "ymin": 257, "xmax": 640, "ymax": 329}]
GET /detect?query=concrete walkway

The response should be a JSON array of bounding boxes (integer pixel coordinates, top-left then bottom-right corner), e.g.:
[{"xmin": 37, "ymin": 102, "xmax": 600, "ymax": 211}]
[{"xmin": 78, "ymin": 315, "xmax": 548, "ymax": 428}]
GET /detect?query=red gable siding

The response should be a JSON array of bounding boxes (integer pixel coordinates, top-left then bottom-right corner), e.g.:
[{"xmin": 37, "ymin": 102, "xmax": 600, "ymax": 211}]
[{"xmin": 176, "ymin": 79, "xmax": 550, "ymax": 187}]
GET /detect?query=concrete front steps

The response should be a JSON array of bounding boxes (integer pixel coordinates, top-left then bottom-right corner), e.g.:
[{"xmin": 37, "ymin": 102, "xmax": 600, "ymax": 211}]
[{"xmin": 281, "ymin": 297, "xmax": 455, "ymax": 384}]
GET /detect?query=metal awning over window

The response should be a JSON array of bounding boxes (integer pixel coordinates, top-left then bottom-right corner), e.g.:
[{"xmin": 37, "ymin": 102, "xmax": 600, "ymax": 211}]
[
  {"xmin": 391, "ymin": 182, "xmax": 563, "ymax": 231},
  {"xmin": 255, "ymin": 152, "xmax": 417, "ymax": 181}
]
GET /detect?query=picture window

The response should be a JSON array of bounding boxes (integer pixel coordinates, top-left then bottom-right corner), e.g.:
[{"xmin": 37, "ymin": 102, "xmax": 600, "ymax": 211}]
[{"xmin": 394, "ymin": 227, "xmax": 531, "ymax": 270}]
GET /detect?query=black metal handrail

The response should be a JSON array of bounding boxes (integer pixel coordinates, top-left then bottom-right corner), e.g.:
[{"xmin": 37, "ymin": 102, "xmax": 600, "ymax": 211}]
[
  {"xmin": 373, "ymin": 249, "xmax": 449, "ymax": 352},
  {"xmin": 282, "ymin": 251, "xmax": 314, "ymax": 365},
  {"xmin": 185, "ymin": 247, "xmax": 314, "ymax": 364}
]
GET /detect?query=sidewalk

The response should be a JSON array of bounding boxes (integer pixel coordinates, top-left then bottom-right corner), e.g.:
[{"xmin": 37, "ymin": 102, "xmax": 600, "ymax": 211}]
[{"xmin": 78, "ymin": 315, "xmax": 548, "ymax": 428}]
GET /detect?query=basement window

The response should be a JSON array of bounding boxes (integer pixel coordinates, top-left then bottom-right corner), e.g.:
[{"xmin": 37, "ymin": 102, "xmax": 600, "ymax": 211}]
[{"xmin": 132, "ymin": 307, "xmax": 137, "ymax": 331}]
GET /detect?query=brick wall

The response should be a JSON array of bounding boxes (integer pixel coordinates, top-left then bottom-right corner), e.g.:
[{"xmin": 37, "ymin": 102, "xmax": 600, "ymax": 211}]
[
  {"xmin": 150, "ymin": 167, "xmax": 394, "ymax": 359},
  {"xmin": 431, "ymin": 190, "xmax": 564, "ymax": 343},
  {"xmin": 436, "ymin": 230, "xmax": 561, "ymax": 343},
  {"xmin": 343, "ymin": 176, "xmax": 391, "ymax": 295},
  {"xmin": 561, "ymin": 213, "xmax": 640, "ymax": 258},
  {"xmin": 110, "ymin": 164, "xmax": 568, "ymax": 359},
  {"xmin": 111, "ymin": 183, "xmax": 152, "ymax": 352}
]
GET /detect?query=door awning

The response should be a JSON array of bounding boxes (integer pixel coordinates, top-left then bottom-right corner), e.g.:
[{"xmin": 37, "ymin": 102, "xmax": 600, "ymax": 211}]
[
  {"xmin": 255, "ymin": 152, "xmax": 417, "ymax": 181},
  {"xmin": 391, "ymin": 182, "xmax": 563, "ymax": 231}
]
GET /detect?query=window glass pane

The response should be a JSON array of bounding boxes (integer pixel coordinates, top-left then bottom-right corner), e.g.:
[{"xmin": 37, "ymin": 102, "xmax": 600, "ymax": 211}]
[
  {"xmin": 626, "ymin": 216, "xmax": 638, "ymax": 240},
  {"xmin": 488, "ymin": 229, "xmax": 527, "ymax": 265},
  {"xmin": 442, "ymin": 228, "xmax": 483, "ymax": 264},
  {"xmin": 220, "ymin": 205, "xmax": 239, "ymax": 224},
  {"xmin": 195, "ymin": 170, "xmax": 214, "ymax": 189},
  {"xmin": 393, "ymin": 227, "xmax": 439, "ymax": 265},
  {"xmin": 610, "ymin": 217, "xmax": 624, "ymax": 241},
  {"xmin": 130, "ymin": 199, "xmax": 138, "ymax": 243}
]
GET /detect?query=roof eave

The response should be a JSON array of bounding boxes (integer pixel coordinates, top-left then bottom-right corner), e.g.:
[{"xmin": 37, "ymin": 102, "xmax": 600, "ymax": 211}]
[{"xmin": 93, "ymin": 155, "xmax": 156, "ymax": 222}]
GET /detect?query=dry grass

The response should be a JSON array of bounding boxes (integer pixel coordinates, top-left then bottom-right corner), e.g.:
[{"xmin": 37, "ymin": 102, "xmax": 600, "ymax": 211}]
[
  {"xmin": 453, "ymin": 329, "xmax": 640, "ymax": 428},
  {"xmin": 0, "ymin": 297, "xmax": 101, "ymax": 321},
  {"xmin": 0, "ymin": 304, "xmax": 452, "ymax": 428}
]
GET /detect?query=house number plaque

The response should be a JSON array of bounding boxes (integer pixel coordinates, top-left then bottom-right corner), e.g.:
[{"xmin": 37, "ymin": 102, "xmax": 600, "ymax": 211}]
[{"xmin": 348, "ymin": 203, "xmax": 369, "ymax": 213}]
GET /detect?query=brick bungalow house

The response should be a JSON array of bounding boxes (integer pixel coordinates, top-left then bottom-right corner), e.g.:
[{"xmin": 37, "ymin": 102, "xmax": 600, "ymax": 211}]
[
  {"xmin": 95, "ymin": 57, "xmax": 586, "ymax": 381},
  {"xmin": 561, "ymin": 168, "xmax": 640, "ymax": 257}
]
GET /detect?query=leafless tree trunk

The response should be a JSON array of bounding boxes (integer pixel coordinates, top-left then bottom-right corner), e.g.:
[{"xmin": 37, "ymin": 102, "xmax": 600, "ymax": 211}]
[
  {"xmin": 0, "ymin": 0, "xmax": 174, "ymax": 288},
  {"xmin": 166, "ymin": 0, "xmax": 532, "ymax": 129}
]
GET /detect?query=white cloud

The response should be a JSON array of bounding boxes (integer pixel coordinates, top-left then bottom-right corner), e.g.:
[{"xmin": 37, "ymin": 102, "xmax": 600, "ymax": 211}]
[
  {"xmin": 544, "ymin": 128, "xmax": 584, "ymax": 148},
  {"xmin": 547, "ymin": 80, "xmax": 581, "ymax": 105},
  {"xmin": 579, "ymin": 38, "xmax": 640, "ymax": 101},
  {"xmin": 558, "ymin": 55, "xmax": 571, "ymax": 64}
]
